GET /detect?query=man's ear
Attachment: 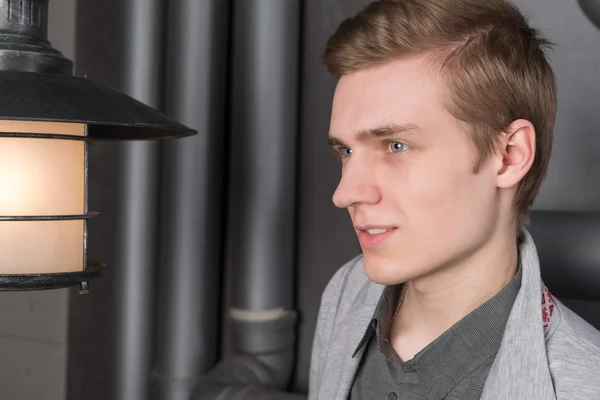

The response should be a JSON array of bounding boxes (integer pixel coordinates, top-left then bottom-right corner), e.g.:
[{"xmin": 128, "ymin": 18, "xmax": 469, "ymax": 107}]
[{"xmin": 495, "ymin": 119, "xmax": 536, "ymax": 188}]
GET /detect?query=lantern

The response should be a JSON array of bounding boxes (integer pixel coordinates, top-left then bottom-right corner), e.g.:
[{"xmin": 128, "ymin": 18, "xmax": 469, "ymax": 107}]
[{"xmin": 0, "ymin": 0, "xmax": 195, "ymax": 291}]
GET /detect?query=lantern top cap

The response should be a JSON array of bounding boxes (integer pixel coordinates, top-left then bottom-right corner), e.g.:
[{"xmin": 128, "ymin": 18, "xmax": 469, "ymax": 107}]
[{"xmin": 0, "ymin": 0, "xmax": 196, "ymax": 140}]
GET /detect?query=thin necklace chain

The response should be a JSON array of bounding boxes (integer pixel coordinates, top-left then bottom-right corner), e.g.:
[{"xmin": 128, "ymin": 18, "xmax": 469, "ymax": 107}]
[{"xmin": 392, "ymin": 282, "xmax": 410, "ymax": 319}]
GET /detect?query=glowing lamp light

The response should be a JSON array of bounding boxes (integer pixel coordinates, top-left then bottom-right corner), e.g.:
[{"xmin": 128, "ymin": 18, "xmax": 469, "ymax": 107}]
[
  {"xmin": 0, "ymin": 121, "xmax": 86, "ymax": 276},
  {"xmin": 0, "ymin": 0, "xmax": 196, "ymax": 291}
]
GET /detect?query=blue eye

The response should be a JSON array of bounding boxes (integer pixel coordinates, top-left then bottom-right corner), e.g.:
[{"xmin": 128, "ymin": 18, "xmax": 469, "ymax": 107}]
[
  {"xmin": 337, "ymin": 147, "xmax": 353, "ymax": 158},
  {"xmin": 389, "ymin": 141, "xmax": 408, "ymax": 153}
]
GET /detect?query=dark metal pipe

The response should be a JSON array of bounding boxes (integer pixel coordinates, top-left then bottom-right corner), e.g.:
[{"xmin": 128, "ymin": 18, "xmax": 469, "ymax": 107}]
[
  {"xmin": 227, "ymin": 0, "xmax": 301, "ymax": 386},
  {"xmin": 229, "ymin": 0, "xmax": 301, "ymax": 312},
  {"xmin": 193, "ymin": 384, "xmax": 306, "ymax": 400},
  {"xmin": 193, "ymin": 356, "xmax": 307, "ymax": 400},
  {"xmin": 193, "ymin": 1, "xmax": 302, "ymax": 397},
  {"xmin": 150, "ymin": 0, "xmax": 230, "ymax": 399},
  {"xmin": 578, "ymin": 0, "xmax": 600, "ymax": 30},
  {"xmin": 113, "ymin": 1, "xmax": 165, "ymax": 400},
  {"xmin": 191, "ymin": 356, "xmax": 307, "ymax": 399}
]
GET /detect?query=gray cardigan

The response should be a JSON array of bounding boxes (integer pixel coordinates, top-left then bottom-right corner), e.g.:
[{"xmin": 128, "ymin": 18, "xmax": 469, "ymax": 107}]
[{"xmin": 308, "ymin": 230, "xmax": 600, "ymax": 399}]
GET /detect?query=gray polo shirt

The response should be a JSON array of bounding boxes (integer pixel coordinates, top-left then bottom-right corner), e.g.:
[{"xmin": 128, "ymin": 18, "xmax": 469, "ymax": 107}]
[{"xmin": 350, "ymin": 265, "xmax": 522, "ymax": 400}]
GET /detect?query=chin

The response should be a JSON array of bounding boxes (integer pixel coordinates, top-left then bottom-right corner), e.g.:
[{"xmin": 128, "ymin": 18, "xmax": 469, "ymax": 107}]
[{"xmin": 362, "ymin": 252, "xmax": 414, "ymax": 286}]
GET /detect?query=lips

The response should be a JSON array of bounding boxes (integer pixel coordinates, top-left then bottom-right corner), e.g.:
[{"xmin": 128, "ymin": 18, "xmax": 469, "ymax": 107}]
[{"xmin": 355, "ymin": 225, "xmax": 397, "ymax": 247}]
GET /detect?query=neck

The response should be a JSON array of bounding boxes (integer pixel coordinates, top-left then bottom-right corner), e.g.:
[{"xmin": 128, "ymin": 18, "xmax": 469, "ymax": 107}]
[{"xmin": 392, "ymin": 228, "xmax": 519, "ymax": 357}]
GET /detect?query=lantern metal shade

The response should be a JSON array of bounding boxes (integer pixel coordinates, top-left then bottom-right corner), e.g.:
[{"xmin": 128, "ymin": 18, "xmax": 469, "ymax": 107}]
[
  {"xmin": 0, "ymin": 0, "xmax": 195, "ymax": 140},
  {"xmin": 0, "ymin": 0, "xmax": 197, "ymax": 291},
  {"xmin": 0, "ymin": 71, "xmax": 196, "ymax": 140}
]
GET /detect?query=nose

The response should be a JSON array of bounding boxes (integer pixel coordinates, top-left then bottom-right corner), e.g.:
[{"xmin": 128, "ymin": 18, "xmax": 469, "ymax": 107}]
[{"xmin": 332, "ymin": 158, "xmax": 381, "ymax": 209}]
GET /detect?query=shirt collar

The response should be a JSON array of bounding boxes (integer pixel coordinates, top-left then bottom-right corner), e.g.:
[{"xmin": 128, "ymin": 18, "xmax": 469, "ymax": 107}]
[{"xmin": 352, "ymin": 283, "xmax": 404, "ymax": 359}]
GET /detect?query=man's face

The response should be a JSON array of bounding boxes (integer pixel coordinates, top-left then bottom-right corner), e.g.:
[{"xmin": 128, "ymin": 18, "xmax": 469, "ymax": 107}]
[{"xmin": 329, "ymin": 56, "xmax": 502, "ymax": 285}]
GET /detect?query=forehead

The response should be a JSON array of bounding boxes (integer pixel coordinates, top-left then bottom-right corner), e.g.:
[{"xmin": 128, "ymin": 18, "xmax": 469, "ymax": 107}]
[{"xmin": 330, "ymin": 56, "xmax": 452, "ymax": 138}]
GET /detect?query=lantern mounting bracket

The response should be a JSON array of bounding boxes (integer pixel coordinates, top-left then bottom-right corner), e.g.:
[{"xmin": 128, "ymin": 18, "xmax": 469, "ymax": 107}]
[{"xmin": 0, "ymin": 0, "xmax": 72, "ymax": 75}]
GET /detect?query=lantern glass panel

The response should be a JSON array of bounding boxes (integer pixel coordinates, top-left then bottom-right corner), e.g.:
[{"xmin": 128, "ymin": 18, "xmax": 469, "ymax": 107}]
[{"xmin": 0, "ymin": 121, "xmax": 86, "ymax": 274}]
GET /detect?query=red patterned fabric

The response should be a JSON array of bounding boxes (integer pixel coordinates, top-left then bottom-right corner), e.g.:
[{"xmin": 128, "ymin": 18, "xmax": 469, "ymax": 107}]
[{"xmin": 541, "ymin": 286, "xmax": 555, "ymax": 334}]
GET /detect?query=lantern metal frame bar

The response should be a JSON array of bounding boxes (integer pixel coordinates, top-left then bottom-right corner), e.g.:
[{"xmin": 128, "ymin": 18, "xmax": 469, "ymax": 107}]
[
  {"xmin": 0, "ymin": 131, "xmax": 101, "ymax": 141},
  {"xmin": 84, "ymin": 124, "xmax": 89, "ymax": 291},
  {"xmin": 0, "ymin": 212, "xmax": 98, "ymax": 221},
  {"xmin": 0, "ymin": 261, "xmax": 105, "ymax": 292}
]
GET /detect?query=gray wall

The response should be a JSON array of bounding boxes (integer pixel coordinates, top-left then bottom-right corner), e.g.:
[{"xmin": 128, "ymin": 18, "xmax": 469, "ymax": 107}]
[
  {"xmin": 291, "ymin": 0, "xmax": 600, "ymax": 392},
  {"xmin": 515, "ymin": 0, "xmax": 600, "ymax": 211},
  {"xmin": 0, "ymin": 1, "xmax": 77, "ymax": 399}
]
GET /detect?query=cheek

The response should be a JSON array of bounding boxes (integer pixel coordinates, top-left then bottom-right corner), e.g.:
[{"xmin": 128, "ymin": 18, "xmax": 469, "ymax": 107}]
[{"xmin": 395, "ymin": 150, "xmax": 495, "ymax": 230}]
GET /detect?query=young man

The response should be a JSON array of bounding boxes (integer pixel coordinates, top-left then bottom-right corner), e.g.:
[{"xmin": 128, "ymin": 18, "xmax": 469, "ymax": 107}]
[{"xmin": 309, "ymin": 1, "xmax": 600, "ymax": 399}]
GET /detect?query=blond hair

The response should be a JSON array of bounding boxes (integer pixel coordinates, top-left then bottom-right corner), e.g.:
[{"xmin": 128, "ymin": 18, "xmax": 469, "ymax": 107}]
[{"xmin": 323, "ymin": 0, "xmax": 556, "ymax": 228}]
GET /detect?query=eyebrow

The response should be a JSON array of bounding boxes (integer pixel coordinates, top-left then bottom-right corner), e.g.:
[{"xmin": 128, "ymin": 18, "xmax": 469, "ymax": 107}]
[{"xmin": 328, "ymin": 123, "xmax": 422, "ymax": 147}]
